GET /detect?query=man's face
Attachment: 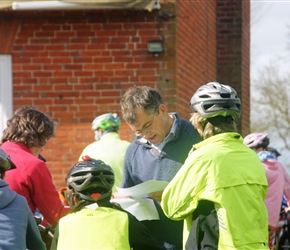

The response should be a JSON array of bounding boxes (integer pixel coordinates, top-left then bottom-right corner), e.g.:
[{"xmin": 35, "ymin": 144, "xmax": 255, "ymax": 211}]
[{"xmin": 128, "ymin": 104, "xmax": 170, "ymax": 145}]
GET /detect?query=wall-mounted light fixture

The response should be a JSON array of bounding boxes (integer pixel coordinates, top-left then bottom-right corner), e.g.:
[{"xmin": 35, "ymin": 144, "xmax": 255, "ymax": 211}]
[{"xmin": 147, "ymin": 40, "xmax": 164, "ymax": 58}]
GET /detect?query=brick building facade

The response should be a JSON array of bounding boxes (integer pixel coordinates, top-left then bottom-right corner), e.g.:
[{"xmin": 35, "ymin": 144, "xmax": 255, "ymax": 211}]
[{"xmin": 0, "ymin": 0, "xmax": 250, "ymax": 189}]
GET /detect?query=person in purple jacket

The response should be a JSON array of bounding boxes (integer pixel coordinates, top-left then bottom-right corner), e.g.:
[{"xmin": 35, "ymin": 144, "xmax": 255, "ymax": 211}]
[{"xmin": 0, "ymin": 148, "xmax": 45, "ymax": 250}]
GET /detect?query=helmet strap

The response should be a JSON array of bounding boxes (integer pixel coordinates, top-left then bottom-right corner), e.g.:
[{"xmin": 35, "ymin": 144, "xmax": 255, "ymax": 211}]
[
  {"xmin": 96, "ymin": 128, "xmax": 115, "ymax": 140},
  {"xmin": 94, "ymin": 130, "xmax": 101, "ymax": 141}
]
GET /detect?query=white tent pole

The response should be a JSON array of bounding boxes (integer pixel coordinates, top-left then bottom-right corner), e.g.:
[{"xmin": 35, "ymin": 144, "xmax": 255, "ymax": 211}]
[{"xmin": 12, "ymin": 1, "xmax": 82, "ymax": 10}]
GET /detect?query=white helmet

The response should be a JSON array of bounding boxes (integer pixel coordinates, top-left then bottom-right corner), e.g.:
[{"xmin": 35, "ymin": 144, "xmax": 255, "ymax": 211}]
[{"xmin": 190, "ymin": 82, "xmax": 241, "ymax": 119}]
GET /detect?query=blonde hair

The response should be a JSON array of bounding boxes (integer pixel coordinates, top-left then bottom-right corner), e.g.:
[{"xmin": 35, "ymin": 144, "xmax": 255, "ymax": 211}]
[{"xmin": 190, "ymin": 112, "xmax": 238, "ymax": 139}]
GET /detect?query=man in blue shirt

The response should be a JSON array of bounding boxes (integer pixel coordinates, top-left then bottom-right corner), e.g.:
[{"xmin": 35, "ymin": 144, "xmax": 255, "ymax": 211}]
[{"xmin": 118, "ymin": 86, "xmax": 201, "ymax": 250}]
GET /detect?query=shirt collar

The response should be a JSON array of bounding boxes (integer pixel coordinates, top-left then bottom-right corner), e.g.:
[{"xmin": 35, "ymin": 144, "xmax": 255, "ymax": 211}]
[{"xmin": 158, "ymin": 113, "xmax": 177, "ymax": 150}]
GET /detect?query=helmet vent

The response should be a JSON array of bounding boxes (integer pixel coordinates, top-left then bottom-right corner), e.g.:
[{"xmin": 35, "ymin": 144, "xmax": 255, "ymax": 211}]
[
  {"xmin": 204, "ymin": 103, "xmax": 214, "ymax": 110},
  {"xmin": 220, "ymin": 93, "xmax": 231, "ymax": 98},
  {"xmin": 200, "ymin": 94, "xmax": 211, "ymax": 99}
]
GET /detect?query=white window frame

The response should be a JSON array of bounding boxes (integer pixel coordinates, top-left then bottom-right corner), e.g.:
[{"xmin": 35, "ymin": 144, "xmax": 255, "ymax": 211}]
[{"xmin": 0, "ymin": 55, "xmax": 13, "ymax": 139}]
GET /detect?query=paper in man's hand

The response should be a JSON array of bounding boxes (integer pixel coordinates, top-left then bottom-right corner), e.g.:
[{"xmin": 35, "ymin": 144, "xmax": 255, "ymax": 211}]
[{"xmin": 116, "ymin": 180, "xmax": 169, "ymax": 198}]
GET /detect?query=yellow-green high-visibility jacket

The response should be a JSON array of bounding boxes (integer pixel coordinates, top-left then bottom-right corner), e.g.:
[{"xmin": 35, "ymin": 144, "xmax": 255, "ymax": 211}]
[
  {"xmin": 161, "ymin": 132, "xmax": 269, "ymax": 249},
  {"xmin": 78, "ymin": 132, "xmax": 130, "ymax": 192},
  {"xmin": 51, "ymin": 204, "xmax": 164, "ymax": 250},
  {"xmin": 54, "ymin": 207, "xmax": 130, "ymax": 249}
]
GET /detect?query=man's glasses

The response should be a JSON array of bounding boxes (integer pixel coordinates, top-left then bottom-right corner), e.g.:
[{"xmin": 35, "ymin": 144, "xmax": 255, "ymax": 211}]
[
  {"xmin": 135, "ymin": 114, "xmax": 156, "ymax": 136},
  {"xmin": 134, "ymin": 106, "xmax": 159, "ymax": 136}
]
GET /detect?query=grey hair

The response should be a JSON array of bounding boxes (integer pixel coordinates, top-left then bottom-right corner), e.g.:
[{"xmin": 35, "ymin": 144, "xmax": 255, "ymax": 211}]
[{"xmin": 120, "ymin": 86, "xmax": 163, "ymax": 124}]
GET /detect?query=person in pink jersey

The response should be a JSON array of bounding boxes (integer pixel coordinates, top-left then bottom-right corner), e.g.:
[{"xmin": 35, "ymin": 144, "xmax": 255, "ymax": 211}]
[{"xmin": 244, "ymin": 133, "xmax": 290, "ymax": 249}]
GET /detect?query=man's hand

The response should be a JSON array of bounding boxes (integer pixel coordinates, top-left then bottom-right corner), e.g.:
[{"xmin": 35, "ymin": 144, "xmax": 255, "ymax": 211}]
[
  {"xmin": 111, "ymin": 192, "xmax": 130, "ymax": 199},
  {"xmin": 148, "ymin": 191, "xmax": 163, "ymax": 202}
]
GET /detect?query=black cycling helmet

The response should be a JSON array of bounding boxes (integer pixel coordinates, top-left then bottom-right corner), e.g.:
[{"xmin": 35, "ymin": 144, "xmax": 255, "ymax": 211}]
[
  {"xmin": 0, "ymin": 149, "xmax": 16, "ymax": 171},
  {"xmin": 66, "ymin": 156, "xmax": 115, "ymax": 202},
  {"xmin": 190, "ymin": 82, "xmax": 241, "ymax": 119}
]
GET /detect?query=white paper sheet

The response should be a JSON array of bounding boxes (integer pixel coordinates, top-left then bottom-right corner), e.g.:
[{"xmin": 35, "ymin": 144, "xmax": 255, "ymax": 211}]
[
  {"xmin": 115, "ymin": 180, "xmax": 169, "ymax": 198},
  {"xmin": 112, "ymin": 180, "xmax": 169, "ymax": 221},
  {"xmin": 111, "ymin": 198, "xmax": 160, "ymax": 221}
]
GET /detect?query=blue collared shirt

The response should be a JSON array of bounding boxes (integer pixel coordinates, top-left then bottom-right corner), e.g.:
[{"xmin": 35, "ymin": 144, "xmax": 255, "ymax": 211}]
[{"xmin": 157, "ymin": 113, "xmax": 177, "ymax": 150}]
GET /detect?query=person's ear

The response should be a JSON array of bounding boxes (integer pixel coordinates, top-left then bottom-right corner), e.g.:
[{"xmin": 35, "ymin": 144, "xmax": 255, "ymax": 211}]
[
  {"xmin": 158, "ymin": 104, "xmax": 167, "ymax": 115},
  {"xmin": 74, "ymin": 195, "xmax": 79, "ymax": 205},
  {"xmin": 66, "ymin": 189, "xmax": 78, "ymax": 207},
  {"xmin": 98, "ymin": 129, "xmax": 104, "ymax": 136}
]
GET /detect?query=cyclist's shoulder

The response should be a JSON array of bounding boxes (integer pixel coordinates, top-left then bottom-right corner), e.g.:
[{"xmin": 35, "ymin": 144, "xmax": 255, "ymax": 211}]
[{"xmin": 176, "ymin": 119, "xmax": 201, "ymax": 143}]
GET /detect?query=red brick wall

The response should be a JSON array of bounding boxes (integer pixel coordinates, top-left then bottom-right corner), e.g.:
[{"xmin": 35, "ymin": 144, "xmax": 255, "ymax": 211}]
[
  {"xmin": 1, "ymin": 8, "xmax": 177, "ymax": 188},
  {"xmin": 216, "ymin": 0, "xmax": 250, "ymax": 136},
  {"xmin": 176, "ymin": 1, "xmax": 217, "ymax": 120},
  {"xmin": 240, "ymin": 0, "xmax": 251, "ymax": 137},
  {"xmin": 0, "ymin": 1, "xmax": 250, "ymax": 189}
]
